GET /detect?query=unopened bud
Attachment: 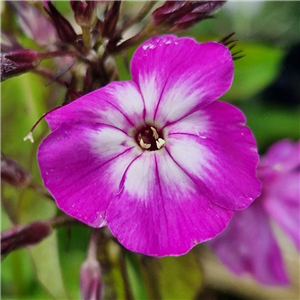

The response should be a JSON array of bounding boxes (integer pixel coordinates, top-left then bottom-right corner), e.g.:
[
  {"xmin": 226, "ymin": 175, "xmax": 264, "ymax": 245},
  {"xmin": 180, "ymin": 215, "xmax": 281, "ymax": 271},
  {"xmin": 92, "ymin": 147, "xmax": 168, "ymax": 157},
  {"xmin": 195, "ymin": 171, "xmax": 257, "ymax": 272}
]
[
  {"xmin": 1, "ymin": 49, "xmax": 40, "ymax": 81},
  {"xmin": 1, "ymin": 153, "xmax": 32, "ymax": 187},
  {"xmin": 80, "ymin": 257, "xmax": 103, "ymax": 300},
  {"xmin": 101, "ymin": 1, "xmax": 121, "ymax": 38},
  {"xmin": 44, "ymin": 1, "xmax": 77, "ymax": 44},
  {"xmin": 152, "ymin": 1, "xmax": 226, "ymax": 31},
  {"xmin": 70, "ymin": 0, "xmax": 96, "ymax": 27},
  {"xmin": 80, "ymin": 230, "xmax": 103, "ymax": 300},
  {"xmin": 1, "ymin": 222, "xmax": 52, "ymax": 256}
]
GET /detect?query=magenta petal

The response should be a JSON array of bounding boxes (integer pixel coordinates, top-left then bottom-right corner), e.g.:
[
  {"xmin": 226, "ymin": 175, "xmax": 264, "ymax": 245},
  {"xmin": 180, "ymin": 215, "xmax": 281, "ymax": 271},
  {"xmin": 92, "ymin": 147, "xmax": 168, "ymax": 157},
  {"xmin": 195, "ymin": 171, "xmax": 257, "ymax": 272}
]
[
  {"xmin": 263, "ymin": 172, "xmax": 300, "ymax": 251},
  {"xmin": 210, "ymin": 201, "xmax": 289, "ymax": 285},
  {"xmin": 259, "ymin": 139, "xmax": 300, "ymax": 174},
  {"xmin": 106, "ymin": 151, "xmax": 233, "ymax": 256},
  {"xmin": 131, "ymin": 35, "xmax": 234, "ymax": 125},
  {"xmin": 165, "ymin": 101, "xmax": 261, "ymax": 210},
  {"xmin": 46, "ymin": 81, "xmax": 145, "ymax": 132},
  {"xmin": 38, "ymin": 123, "xmax": 140, "ymax": 227},
  {"xmin": 259, "ymin": 139, "xmax": 300, "ymax": 250}
]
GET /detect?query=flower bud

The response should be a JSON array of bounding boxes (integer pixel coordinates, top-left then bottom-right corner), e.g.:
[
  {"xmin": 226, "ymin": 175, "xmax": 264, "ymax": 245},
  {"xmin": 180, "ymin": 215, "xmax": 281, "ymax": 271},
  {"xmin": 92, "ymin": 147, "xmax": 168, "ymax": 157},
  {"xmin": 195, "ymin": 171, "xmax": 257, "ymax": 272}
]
[
  {"xmin": 152, "ymin": 1, "xmax": 226, "ymax": 31},
  {"xmin": 44, "ymin": 1, "xmax": 77, "ymax": 44},
  {"xmin": 1, "ymin": 222, "xmax": 52, "ymax": 256},
  {"xmin": 8, "ymin": 1, "xmax": 57, "ymax": 46},
  {"xmin": 1, "ymin": 49, "xmax": 40, "ymax": 81},
  {"xmin": 101, "ymin": 1, "xmax": 121, "ymax": 38},
  {"xmin": 70, "ymin": 0, "xmax": 96, "ymax": 27},
  {"xmin": 80, "ymin": 230, "xmax": 103, "ymax": 300},
  {"xmin": 80, "ymin": 257, "xmax": 103, "ymax": 300},
  {"xmin": 1, "ymin": 153, "xmax": 31, "ymax": 188}
]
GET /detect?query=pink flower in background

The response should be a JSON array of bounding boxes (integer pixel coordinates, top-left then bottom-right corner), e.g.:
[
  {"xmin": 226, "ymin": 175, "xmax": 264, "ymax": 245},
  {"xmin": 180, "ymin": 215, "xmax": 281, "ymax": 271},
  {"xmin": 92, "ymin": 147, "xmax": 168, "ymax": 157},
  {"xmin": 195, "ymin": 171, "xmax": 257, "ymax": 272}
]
[
  {"xmin": 210, "ymin": 139, "xmax": 300, "ymax": 285},
  {"xmin": 37, "ymin": 35, "xmax": 261, "ymax": 256},
  {"xmin": 8, "ymin": 1, "xmax": 57, "ymax": 46}
]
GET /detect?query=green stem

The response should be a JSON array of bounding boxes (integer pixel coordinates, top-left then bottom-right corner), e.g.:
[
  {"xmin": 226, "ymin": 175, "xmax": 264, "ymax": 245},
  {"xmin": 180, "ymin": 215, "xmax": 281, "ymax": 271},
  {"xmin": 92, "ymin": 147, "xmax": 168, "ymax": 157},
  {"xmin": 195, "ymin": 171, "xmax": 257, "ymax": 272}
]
[
  {"xmin": 97, "ymin": 229, "xmax": 118, "ymax": 300},
  {"xmin": 119, "ymin": 249, "xmax": 134, "ymax": 300},
  {"xmin": 38, "ymin": 50, "xmax": 78, "ymax": 60},
  {"xmin": 32, "ymin": 67, "xmax": 67, "ymax": 86},
  {"xmin": 109, "ymin": 23, "xmax": 156, "ymax": 54},
  {"xmin": 117, "ymin": 1, "xmax": 158, "ymax": 36},
  {"xmin": 28, "ymin": 182, "xmax": 54, "ymax": 201},
  {"xmin": 138, "ymin": 256, "xmax": 162, "ymax": 300},
  {"xmin": 49, "ymin": 215, "xmax": 79, "ymax": 228},
  {"xmin": 81, "ymin": 25, "xmax": 92, "ymax": 52}
]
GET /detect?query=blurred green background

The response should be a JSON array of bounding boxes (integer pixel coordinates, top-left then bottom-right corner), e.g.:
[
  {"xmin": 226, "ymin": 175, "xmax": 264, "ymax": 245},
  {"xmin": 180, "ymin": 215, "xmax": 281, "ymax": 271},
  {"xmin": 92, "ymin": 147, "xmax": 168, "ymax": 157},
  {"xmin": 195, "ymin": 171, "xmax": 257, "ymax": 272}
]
[{"xmin": 1, "ymin": 1, "xmax": 300, "ymax": 300}]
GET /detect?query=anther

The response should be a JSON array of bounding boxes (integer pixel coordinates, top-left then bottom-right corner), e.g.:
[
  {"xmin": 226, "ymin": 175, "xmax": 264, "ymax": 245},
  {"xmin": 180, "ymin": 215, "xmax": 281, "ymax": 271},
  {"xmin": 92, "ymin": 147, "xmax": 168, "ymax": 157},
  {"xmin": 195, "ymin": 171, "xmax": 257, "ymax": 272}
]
[
  {"xmin": 156, "ymin": 138, "xmax": 165, "ymax": 149},
  {"xmin": 139, "ymin": 138, "xmax": 151, "ymax": 149},
  {"xmin": 150, "ymin": 126, "xmax": 159, "ymax": 140}
]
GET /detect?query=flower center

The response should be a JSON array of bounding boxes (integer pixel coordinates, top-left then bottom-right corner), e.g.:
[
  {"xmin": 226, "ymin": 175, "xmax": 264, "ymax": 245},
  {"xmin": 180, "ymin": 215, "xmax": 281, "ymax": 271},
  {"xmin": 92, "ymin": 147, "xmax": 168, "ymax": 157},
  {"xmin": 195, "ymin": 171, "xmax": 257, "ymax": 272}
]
[{"xmin": 136, "ymin": 126, "xmax": 165, "ymax": 151}]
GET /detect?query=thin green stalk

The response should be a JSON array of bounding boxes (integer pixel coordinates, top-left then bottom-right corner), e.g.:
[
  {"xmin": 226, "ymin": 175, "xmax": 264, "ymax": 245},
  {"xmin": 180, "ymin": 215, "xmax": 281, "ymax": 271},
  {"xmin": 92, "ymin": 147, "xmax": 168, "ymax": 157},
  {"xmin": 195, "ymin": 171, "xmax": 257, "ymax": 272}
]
[
  {"xmin": 119, "ymin": 248, "xmax": 134, "ymax": 300},
  {"xmin": 138, "ymin": 256, "xmax": 162, "ymax": 300},
  {"xmin": 117, "ymin": 1, "xmax": 158, "ymax": 35}
]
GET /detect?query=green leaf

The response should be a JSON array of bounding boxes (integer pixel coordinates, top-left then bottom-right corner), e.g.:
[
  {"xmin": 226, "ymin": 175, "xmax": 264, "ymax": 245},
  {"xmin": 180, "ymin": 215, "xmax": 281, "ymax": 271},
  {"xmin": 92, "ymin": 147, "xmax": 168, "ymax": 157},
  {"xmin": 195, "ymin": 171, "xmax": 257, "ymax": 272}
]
[
  {"xmin": 1, "ymin": 73, "xmax": 49, "ymax": 168},
  {"xmin": 159, "ymin": 252, "xmax": 202, "ymax": 300},
  {"xmin": 223, "ymin": 43, "xmax": 284, "ymax": 102},
  {"xmin": 126, "ymin": 252, "xmax": 148, "ymax": 300},
  {"xmin": 28, "ymin": 233, "xmax": 68, "ymax": 300},
  {"xmin": 241, "ymin": 101, "xmax": 300, "ymax": 152}
]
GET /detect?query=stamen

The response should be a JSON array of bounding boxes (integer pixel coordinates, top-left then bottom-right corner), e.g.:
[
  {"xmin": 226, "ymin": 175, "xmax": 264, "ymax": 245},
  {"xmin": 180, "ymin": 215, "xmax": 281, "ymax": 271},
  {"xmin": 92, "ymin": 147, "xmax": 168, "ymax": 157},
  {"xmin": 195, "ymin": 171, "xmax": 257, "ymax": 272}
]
[
  {"xmin": 23, "ymin": 105, "xmax": 62, "ymax": 143},
  {"xmin": 156, "ymin": 138, "xmax": 165, "ymax": 149},
  {"xmin": 150, "ymin": 126, "xmax": 159, "ymax": 140},
  {"xmin": 139, "ymin": 138, "xmax": 151, "ymax": 149}
]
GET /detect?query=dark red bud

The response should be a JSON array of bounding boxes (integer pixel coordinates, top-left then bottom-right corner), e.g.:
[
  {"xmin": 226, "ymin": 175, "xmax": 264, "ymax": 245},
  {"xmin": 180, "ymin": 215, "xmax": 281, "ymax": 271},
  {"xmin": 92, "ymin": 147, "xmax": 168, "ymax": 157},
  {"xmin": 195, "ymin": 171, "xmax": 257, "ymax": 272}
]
[
  {"xmin": 1, "ymin": 153, "xmax": 32, "ymax": 187},
  {"xmin": 44, "ymin": 1, "xmax": 77, "ymax": 44},
  {"xmin": 1, "ymin": 49, "xmax": 40, "ymax": 81},
  {"xmin": 101, "ymin": 1, "xmax": 121, "ymax": 38},
  {"xmin": 152, "ymin": 1, "xmax": 226, "ymax": 31},
  {"xmin": 70, "ymin": 0, "xmax": 96, "ymax": 27},
  {"xmin": 1, "ymin": 222, "xmax": 52, "ymax": 256}
]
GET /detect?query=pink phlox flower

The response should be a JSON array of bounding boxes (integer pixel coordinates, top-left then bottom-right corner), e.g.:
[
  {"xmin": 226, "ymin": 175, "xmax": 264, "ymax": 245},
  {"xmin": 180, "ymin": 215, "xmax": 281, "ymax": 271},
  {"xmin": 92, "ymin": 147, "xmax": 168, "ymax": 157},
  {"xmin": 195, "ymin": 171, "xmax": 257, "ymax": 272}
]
[
  {"xmin": 210, "ymin": 139, "xmax": 300, "ymax": 284},
  {"xmin": 8, "ymin": 1, "xmax": 58, "ymax": 46},
  {"xmin": 38, "ymin": 35, "xmax": 261, "ymax": 256}
]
